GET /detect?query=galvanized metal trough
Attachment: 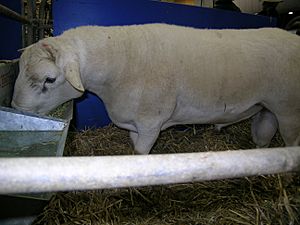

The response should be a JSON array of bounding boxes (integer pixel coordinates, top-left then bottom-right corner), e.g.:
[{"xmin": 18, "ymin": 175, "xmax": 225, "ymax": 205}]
[
  {"xmin": 0, "ymin": 103, "xmax": 72, "ymax": 158},
  {"xmin": 0, "ymin": 102, "xmax": 73, "ymax": 225}
]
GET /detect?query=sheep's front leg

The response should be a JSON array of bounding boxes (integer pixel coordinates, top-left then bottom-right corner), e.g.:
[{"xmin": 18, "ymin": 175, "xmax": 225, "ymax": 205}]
[
  {"xmin": 129, "ymin": 131, "xmax": 138, "ymax": 146},
  {"xmin": 133, "ymin": 129, "xmax": 160, "ymax": 154}
]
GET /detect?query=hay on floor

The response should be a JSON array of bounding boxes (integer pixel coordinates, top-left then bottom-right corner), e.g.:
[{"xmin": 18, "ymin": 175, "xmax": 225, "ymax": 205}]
[{"xmin": 33, "ymin": 120, "xmax": 299, "ymax": 225}]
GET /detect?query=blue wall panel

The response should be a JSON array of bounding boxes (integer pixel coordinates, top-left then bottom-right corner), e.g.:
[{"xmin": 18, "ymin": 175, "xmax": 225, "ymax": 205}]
[
  {"xmin": 0, "ymin": 0, "xmax": 22, "ymax": 59},
  {"xmin": 54, "ymin": 0, "xmax": 276, "ymax": 33},
  {"xmin": 53, "ymin": 0, "xmax": 276, "ymax": 130}
]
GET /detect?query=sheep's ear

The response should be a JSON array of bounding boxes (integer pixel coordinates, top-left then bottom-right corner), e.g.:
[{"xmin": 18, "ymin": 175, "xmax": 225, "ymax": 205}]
[
  {"xmin": 41, "ymin": 41, "xmax": 57, "ymax": 60},
  {"xmin": 65, "ymin": 62, "xmax": 85, "ymax": 92},
  {"xmin": 18, "ymin": 48, "xmax": 26, "ymax": 52},
  {"xmin": 18, "ymin": 45, "xmax": 33, "ymax": 53},
  {"xmin": 41, "ymin": 38, "xmax": 84, "ymax": 92}
]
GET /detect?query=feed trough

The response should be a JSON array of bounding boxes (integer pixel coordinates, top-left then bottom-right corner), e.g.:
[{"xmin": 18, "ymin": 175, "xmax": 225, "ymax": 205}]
[
  {"xmin": 0, "ymin": 102, "xmax": 73, "ymax": 225},
  {"xmin": 0, "ymin": 102, "xmax": 72, "ymax": 158}
]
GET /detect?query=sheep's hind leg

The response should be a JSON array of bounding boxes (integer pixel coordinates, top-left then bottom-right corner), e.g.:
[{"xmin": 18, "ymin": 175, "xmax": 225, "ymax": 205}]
[{"xmin": 277, "ymin": 114, "xmax": 300, "ymax": 146}]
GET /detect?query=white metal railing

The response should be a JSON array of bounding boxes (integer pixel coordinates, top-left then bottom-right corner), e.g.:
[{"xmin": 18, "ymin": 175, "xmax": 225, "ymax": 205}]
[{"xmin": 0, "ymin": 147, "xmax": 299, "ymax": 194}]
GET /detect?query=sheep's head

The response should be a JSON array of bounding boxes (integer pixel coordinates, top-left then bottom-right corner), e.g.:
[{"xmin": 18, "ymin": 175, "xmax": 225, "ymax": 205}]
[{"xmin": 11, "ymin": 37, "xmax": 85, "ymax": 114}]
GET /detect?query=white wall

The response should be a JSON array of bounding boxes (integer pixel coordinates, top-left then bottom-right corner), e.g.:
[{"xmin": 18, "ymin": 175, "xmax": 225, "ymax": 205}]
[
  {"xmin": 195, "ymin": 0, "xmax": 213, "ymax": 8},
  {"xmin": 195, "ymin": 0, "xmax": 262, "ymax": 13},
  {"xmin": 235, "ymin": 0, "xmax": 300, "ymax": 14},
  {"xmin": 161, "ymin": 0, "xmax": 300, "ymax": 14},
  {"xmin": 234, "ymin": 0, "xmax": 262, "ymax": 14}
]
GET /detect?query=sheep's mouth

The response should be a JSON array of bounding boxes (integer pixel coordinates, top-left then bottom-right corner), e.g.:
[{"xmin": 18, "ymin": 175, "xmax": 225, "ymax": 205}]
[
  {"xmin": 10, "ymin": 100, "xmax": 43, "ymax": 114},
  {"xmin": 11, "ymin": 101, "xmax": 33, "ymax": 111}
]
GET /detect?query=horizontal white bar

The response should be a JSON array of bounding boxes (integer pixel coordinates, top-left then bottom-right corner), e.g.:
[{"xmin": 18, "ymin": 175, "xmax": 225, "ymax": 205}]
[{"xmin": 0, "ymin": 147, "xmax": 299, "ymax": 194}]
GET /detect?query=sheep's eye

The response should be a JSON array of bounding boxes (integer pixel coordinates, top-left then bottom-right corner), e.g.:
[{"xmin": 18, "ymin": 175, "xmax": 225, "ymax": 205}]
[{"xmin": 45, "ymin": 77, "xmax": 56, "ymax": 84}]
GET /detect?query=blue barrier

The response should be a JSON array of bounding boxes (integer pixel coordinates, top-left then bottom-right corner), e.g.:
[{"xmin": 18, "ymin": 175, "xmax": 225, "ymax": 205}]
[
  {"xmin": 0, "ymin": 0, "xmax": 22, "ymax": 59},
  {"xmin": 53, "ymin": 0, "xmax": 276, "ymax": 130}
]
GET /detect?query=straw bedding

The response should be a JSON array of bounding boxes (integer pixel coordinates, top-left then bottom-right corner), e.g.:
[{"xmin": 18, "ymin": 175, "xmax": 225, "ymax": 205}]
[{"xmin": 33, "ymin": 120, "xmax": 300, "ymax": 225}]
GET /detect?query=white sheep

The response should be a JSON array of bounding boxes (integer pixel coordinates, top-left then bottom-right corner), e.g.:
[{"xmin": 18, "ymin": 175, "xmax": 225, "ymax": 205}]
[{"xmin": 12, "ymin": 24, "xmax": 300, "ymax": 154}]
